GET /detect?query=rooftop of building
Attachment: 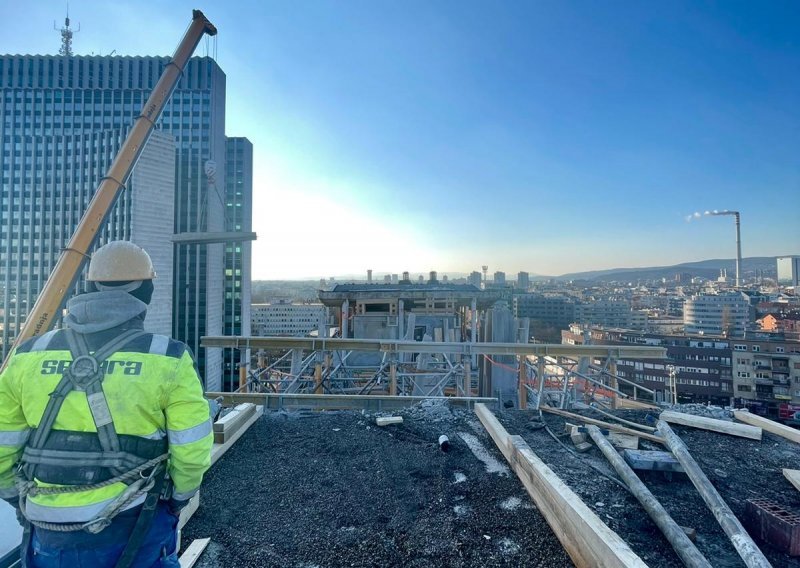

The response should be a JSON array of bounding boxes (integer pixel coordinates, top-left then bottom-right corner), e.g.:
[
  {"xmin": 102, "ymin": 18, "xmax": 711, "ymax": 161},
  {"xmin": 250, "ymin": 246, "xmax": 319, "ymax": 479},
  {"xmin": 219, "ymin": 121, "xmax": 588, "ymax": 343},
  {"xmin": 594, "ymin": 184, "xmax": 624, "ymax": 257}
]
[{"xmin": 178, "ymin": 400, "xmax": 800, "ymax": 568}]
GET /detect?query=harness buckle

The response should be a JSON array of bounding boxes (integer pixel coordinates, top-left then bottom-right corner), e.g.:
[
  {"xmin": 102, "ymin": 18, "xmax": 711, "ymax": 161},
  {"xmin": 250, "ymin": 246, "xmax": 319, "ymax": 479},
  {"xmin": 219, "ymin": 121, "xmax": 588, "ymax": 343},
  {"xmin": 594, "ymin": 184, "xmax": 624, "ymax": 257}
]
[{"xmin": 68, "ymin": 354, "xmax": 101, "ymax": 391}]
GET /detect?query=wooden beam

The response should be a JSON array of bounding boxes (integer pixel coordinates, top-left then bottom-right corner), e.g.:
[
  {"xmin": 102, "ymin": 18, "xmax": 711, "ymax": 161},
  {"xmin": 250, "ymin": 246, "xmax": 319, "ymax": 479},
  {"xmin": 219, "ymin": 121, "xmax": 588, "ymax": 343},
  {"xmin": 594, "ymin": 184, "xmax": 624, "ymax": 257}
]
[
  {"xmin": 201, "ymin": 336, "xmax": 667, "ymax": 359},
  {"xmin": 623, "ymin": 450, "xmax": 684, "ymax": 473},
  {"xmin": 734, "ymin": 410, "xmax": 800, "ymax": 444},
  {"xmin": 656, "ymin": 421, "xmax": 771, "ymax": 568},
  {"xmin": 474, "ymin": 404, "xmax": 647, "ymax": 568},
  {"xmin": 783, "ymin": 469, "xmax": 800, "ymax": 492},
  {"xmin": 607, "ymin": 432, "xmax": 639, "ymax": 450},
  {"xmin": 540, "ymin": 407, "xmax": 665, "ymax": 445},
  {"xmin": 211, "ymin": 406, "xmax": 263, "ymax": 466},
  {"xmin": 212, "ymin": 403, "xmax": 256, "ymax": 444},
  {"xmin": 179, "ymin": 538, "xmax": 210, "ymax": 568},
  {"xmin": 586, "ymin": 426, "xmax": 712, "ymax": 568},
  {"xmin": 660, "ymin": 411, "xmax": 762, "ymax": 440},
  {"xmin": 376, "ymin": 416, "xmax": 403, "ymax": 426},
  {"xmin": 616, "ymin": 398, "xmax": 658, "ymax": 410},
  {"xmin": 205, "ymin": 392, "xmax": 496, "ymax": 411}
]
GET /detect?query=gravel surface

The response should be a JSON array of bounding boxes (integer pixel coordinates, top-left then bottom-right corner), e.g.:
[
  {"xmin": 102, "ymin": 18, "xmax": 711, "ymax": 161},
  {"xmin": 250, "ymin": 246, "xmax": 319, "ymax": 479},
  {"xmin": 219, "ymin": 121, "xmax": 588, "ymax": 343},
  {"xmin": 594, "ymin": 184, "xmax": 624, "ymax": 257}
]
[
  {"xmin": 498, "ymin": 407, "xmax": 800, "ymax": 568},
  {"xmin": 182, "ymin": 403, "xmax": 574, "ymax": 568}
]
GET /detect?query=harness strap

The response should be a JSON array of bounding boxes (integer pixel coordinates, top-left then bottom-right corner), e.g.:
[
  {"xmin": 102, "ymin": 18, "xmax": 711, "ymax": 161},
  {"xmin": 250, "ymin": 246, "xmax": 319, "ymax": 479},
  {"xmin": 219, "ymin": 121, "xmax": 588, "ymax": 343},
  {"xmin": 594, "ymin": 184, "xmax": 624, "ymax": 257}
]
[
  {"xmin": 113, "ymin": 467, "xmax": 168, "ymax": 568},
  {"xmin": 21, "ymin": 448, "xmax": 152, "ymax": 471},
  {"xmin": 22, "ymin": 328, "xmax": 147, "ymax": 482}
]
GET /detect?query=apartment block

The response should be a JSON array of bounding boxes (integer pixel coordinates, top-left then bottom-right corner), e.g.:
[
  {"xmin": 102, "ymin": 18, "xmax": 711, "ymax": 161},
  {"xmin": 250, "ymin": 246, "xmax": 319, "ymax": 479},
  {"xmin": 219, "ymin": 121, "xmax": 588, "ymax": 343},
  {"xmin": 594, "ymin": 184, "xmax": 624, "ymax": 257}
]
[{"xmin": 732, "ymin": 336, "xmax": 800, "ymax": 406}]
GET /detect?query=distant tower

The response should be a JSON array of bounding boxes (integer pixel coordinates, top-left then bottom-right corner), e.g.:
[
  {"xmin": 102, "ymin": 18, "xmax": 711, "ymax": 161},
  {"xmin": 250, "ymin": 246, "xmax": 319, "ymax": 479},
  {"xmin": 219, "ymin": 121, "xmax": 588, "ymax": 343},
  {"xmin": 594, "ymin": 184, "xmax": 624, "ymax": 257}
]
[
  {"xmin": 55, "ymin": 10, "xmax": 80, "ymax": 56},
  {"xmin": 482, "ymin": 265, "xmax": 488, "ymax": 289}
]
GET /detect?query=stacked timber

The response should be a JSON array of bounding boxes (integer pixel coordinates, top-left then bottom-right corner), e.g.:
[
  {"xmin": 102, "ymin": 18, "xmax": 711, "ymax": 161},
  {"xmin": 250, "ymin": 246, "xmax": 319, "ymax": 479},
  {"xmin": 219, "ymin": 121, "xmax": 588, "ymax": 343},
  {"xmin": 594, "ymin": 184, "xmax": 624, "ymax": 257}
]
[{"xmin": 213, "ymin": 403, "xmax": 256, "ymax": 444}]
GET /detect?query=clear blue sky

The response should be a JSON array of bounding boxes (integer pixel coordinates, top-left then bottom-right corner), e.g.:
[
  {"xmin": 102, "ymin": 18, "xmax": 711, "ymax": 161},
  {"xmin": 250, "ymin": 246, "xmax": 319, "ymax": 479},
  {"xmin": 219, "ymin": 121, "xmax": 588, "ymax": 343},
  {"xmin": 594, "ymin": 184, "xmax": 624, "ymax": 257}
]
[{"xmin": 2, "ymin": 1, "xmax": 798, "ymax": 278}]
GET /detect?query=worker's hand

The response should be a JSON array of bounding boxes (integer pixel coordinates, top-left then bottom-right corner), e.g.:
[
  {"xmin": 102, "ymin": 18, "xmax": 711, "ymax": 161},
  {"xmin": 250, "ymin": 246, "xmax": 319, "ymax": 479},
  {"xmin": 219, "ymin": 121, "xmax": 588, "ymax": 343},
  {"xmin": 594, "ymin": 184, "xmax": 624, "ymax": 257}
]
[
  {"xmin": 3, "ymin": 497, "xmax": 24, "ymax": 526},
  {"xmin": 167, "ymin": 497, "xmax": 189, "ymax": 518}
]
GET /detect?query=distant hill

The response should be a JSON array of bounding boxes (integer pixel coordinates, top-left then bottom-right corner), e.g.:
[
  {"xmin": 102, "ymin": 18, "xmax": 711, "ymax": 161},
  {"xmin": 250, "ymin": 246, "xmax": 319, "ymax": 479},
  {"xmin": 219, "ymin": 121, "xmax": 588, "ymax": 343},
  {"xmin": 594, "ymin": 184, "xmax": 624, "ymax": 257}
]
[{"xmin": 554, "ymin": 256, "xmax": 792, "ymax": 283}]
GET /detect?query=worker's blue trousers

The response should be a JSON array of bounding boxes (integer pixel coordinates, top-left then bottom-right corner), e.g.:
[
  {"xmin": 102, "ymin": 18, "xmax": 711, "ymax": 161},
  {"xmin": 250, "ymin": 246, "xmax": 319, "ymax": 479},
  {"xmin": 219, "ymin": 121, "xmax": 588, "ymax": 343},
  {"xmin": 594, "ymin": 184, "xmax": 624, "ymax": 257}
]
[{"xmin": 27, "ymin": 502, "xmax": 180, "ymax": 568}]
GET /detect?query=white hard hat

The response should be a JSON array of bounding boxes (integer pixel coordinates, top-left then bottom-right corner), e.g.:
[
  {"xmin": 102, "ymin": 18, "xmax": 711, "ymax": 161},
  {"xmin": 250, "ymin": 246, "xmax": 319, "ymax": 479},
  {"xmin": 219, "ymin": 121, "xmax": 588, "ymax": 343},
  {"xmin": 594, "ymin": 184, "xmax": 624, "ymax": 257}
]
[{"xmin": 87, "ymin": 241, "xmax": 157, "ymax": 282}]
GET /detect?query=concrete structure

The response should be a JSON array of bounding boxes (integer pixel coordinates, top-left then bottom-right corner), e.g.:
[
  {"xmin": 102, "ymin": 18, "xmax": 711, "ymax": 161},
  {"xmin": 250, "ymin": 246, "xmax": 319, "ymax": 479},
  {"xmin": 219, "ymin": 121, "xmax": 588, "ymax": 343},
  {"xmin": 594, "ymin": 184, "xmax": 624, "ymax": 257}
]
[
  {"xmin": 731, "ymin": 336, "xmax": 800, "ymax": 407},
  {"xmin": 493, "ymin": 271, "xmax": 506, "ymax": 287},
  {"xmin": 517, "ymin": 271, "xmax": 530, "ymax": 291},
  {"xmin": 777, "ymin": 256, "xmax": 800, "ymax": 287},
  {"xmin": 574, "ymin": 300, "xmax": 632, "ymax": 329},
  {"xmin": 251, "ymin": 302, "xmax": 328, "ymax": 337},
  {"xmin": 319, "ymin": 282, "xmax": 489, "ymax": 342},
  {"xmin": 0, "ymin": 54, "xmax": 249, "ymax": 390},
  {"xmin": 468, "ymin": 271, "xmax": 482, "ymax": 288},
  {"xmin": 129, "ymin": 131, "xmax": 176, "ymax": 337},
  {"xmin": 513, "ymin": 293, "xmax": 576, "ymax": 342},
  {"xmin": 564, "ymin": 325, "xmax": 734, "ymax": 405},
  {"xmin": 683, "ymin": 292, "xmax": 750, "ymax": 337},
  {"xmin": 222, "ymin": 137, "xmax": 253, "ymax": 390}
]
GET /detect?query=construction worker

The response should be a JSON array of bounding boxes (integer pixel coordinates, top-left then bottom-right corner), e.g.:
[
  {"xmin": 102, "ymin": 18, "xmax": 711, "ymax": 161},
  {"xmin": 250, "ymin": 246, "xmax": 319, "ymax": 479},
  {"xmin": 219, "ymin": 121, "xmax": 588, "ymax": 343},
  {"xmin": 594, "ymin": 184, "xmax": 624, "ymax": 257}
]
[{"xmin": 0, "ymin": 241, "xmax": 214, "ymax": 567}]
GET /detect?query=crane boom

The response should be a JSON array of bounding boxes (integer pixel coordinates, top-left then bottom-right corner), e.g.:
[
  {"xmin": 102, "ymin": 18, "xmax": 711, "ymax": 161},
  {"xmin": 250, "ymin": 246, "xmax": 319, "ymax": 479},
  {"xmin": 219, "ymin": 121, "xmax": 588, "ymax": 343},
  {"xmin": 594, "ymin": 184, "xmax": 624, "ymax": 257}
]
[{"xmin": 2, "ymin": 10, "xmax": 217, "ymax": 370}]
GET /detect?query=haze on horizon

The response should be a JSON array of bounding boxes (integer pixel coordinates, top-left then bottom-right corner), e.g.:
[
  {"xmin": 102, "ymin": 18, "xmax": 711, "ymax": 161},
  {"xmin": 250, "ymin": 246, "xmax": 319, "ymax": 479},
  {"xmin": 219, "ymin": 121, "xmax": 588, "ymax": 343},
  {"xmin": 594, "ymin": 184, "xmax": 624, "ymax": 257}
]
[{"xmin": 2, "ymin": 0, "xmax": 798, "ymax": 280}]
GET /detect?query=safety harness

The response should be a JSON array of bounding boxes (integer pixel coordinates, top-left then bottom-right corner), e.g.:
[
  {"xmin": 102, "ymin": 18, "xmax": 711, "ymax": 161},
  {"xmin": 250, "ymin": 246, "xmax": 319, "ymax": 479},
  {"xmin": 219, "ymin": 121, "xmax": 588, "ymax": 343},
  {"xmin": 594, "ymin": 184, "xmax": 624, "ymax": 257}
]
[{"xmin": 15, "ymin": 328, "xmax": 171, "ymax": 568}]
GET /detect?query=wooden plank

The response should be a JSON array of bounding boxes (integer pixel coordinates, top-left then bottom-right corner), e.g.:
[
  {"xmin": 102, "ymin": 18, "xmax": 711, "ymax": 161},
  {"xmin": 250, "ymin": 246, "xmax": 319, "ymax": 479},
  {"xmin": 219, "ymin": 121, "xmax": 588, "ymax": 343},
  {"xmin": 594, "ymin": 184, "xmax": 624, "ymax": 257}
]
[
  {"xmin": 623, "ymin": 450, "xmax": 684, "ymax": 473},
  {"xmin": 213, "ymin": 404, "xmax": 256, "ymax": 444},
  {"xmin": 474, "ymin": 403, "xmax": 647, "ymax": 568},
  {"xmin": 607, "ymin": 432, "xmax": 639, "ymax": 450},
  {"xmin": 661, "ymin": 411, "xmax": 762, "ymax": 440},
  {"xmin": 541, "ymin": 407, "xmax": 665, "ymax": 445},
  {"xmin": 734, "ymin": 410, "xmax": 800, "ymax": 444},
  {"xmin": 206, "ymin": 392, "xmax": 497, "ymax": 411},
  {"xmin": 210, "ymin": 406, "xmax": 263, "ymax": 466},
  {"xmin": 178, "ymin": 491, "xmax": 200, "ymax": 529},
  {"xmin": 616, "ymin": 398, "xmax": 658, "ymax": 410},
  {"xmin": 179, "ymin": 538, "xmax": 211, "ymax": 568},
  {"xmin": 376, "ymin": 416, "xmax": 403, "ymax": 426},
  {"xmin": 783, "ymin": 469, "xmax": 800, "ymax": 492}
]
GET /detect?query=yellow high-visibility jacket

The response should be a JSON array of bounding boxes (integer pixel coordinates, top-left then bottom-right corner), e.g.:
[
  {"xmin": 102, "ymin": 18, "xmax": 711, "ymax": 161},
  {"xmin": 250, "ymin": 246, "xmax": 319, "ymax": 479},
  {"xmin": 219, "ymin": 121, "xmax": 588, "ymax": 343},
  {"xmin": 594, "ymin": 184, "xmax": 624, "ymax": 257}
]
[{"xmin": 0, "ymin": 328, "xmax": 212, "ymax": 523}]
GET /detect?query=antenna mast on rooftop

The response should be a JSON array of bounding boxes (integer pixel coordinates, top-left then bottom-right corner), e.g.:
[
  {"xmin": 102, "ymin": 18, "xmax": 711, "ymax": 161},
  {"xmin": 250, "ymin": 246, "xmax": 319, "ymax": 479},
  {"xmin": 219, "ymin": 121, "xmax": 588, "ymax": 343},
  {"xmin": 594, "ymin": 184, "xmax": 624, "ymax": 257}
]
[{"xmin": 55, "ymin": 7, "xmax": 80, "ymax": 56}]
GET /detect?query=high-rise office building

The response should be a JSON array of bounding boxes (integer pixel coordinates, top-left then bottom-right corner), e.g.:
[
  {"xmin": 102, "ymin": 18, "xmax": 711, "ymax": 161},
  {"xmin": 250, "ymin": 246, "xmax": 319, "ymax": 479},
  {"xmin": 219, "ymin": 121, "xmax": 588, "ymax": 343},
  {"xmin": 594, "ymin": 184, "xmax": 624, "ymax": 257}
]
[
  {"xmin": 777, "ymin": 256, "xmax": 800, "ymax": 287},
  {"xmin": 222, "ymin": 137, "xmax": 253, "ymax": 390},
  {"xmin": 0, "ymin": 54, "xmax": 250, "ymax": 390},
  {"xmin": 517, "ymin": 271, "xmax": 530, "ymax": 290},
  {"xmin": 0, "ymin": 124, "xmax": 175, "ymax": 350}
]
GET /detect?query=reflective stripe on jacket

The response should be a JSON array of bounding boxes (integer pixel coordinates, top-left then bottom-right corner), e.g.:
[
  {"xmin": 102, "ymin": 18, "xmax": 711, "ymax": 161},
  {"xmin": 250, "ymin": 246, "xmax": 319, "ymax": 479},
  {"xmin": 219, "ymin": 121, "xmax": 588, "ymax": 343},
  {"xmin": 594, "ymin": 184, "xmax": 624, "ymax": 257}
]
[{"xmin": 0, "ymin": 329, "xmax": 212, "ymax": 522}]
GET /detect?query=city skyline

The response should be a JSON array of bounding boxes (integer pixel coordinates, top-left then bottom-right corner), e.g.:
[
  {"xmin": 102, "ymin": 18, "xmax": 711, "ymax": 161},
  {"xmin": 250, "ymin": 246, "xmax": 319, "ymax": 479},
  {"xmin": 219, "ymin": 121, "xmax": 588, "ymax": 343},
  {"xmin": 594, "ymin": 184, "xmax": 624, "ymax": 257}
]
[{"xmin": 1, "ymin": 1, "xmax": 798, "ymax": 279}]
